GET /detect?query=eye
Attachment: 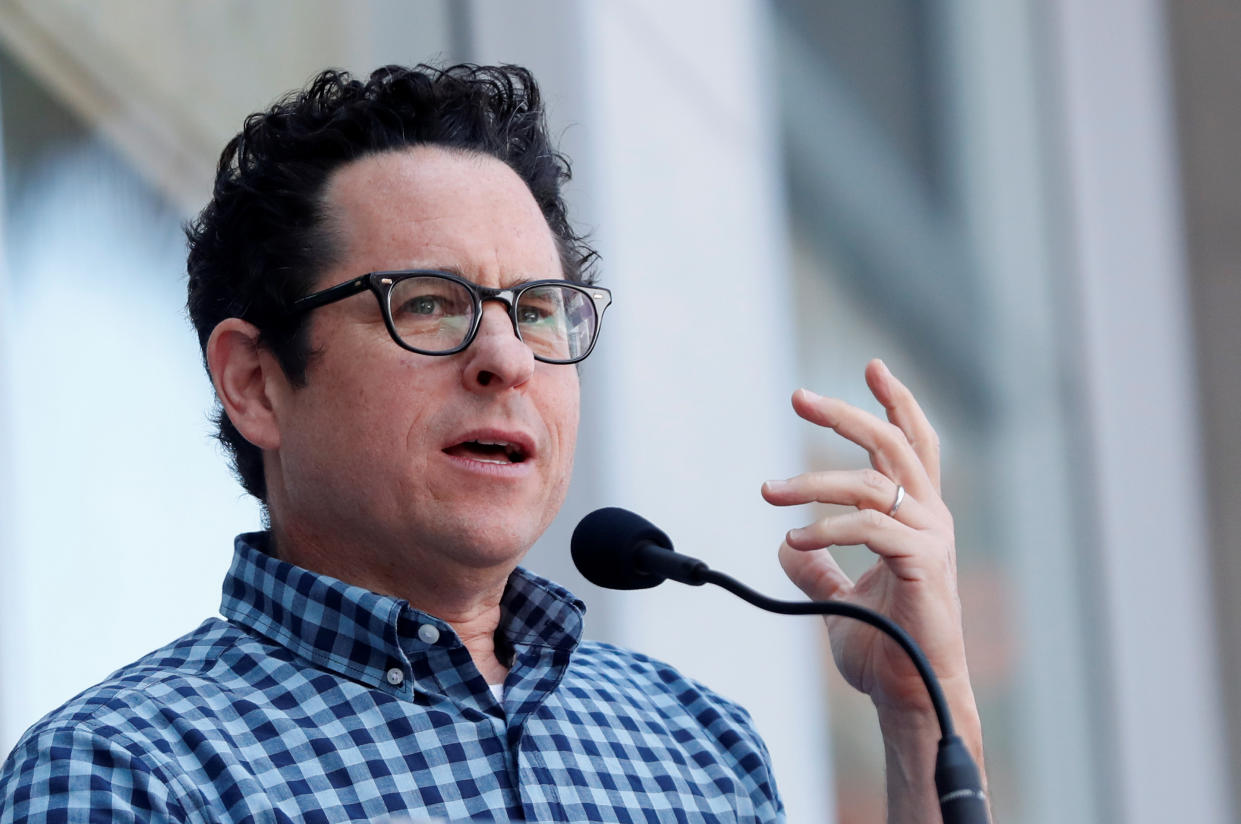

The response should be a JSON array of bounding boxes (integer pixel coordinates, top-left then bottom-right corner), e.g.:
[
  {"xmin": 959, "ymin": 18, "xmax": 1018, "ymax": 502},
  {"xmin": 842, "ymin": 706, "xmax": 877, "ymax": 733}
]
[
  {"xmin": 517, "ymin": 304, "xmax": 551, "ymax": 324},
  {"xmin": 391, "ymin": 282, "xmax": 471, "ymax": 319},
  {"xmin": 404, "ymin": 295, "xmax": 443, "ymax": 316}
]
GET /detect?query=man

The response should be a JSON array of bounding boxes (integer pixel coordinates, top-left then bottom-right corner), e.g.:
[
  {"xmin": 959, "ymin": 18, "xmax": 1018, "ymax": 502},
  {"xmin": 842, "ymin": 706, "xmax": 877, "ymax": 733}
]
[{"xmin": 0, "ymin": 64, "xmax": 985, "ymax": 822}]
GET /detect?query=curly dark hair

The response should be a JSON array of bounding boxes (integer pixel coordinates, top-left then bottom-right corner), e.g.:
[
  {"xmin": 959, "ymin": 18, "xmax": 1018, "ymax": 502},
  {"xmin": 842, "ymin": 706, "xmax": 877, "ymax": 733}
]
[{"xmin": 185, "ymin": 63, "xmax": 597, "ymax": 504}]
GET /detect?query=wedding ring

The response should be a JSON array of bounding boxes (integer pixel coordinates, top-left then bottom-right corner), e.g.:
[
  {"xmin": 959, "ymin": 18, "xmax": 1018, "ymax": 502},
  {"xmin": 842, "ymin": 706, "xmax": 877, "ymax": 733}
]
[{"xmin": 887, "ymin": 484, "xmax": 906, "ymax": 517}]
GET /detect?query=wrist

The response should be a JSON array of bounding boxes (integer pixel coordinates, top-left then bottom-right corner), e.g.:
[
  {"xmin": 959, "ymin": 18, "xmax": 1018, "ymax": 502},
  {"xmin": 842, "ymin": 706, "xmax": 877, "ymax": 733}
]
[
  {"xmin": 874, "ymin": 675, "xmax": 984, "ymax": 758},
  {"xmin": 873, "ymin": 681, "xmax": 987, "ymax": 823}
]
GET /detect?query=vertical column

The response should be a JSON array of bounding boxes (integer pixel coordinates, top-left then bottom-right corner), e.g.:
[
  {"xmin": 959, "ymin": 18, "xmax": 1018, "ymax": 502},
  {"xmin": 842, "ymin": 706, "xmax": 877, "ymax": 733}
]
[
  {"xmin": 0, "ymin": 73, "xmax": 13, "ymax": 750},
  {"xmin": 1164, "ymin": 0, "xmax": 1241, "ymax": 813},
  {"xmin": 1047, "ymin": 0, "xmax": 1232, "ymax": 821},
  {"xmin": 948, "ymin": 1, "xmax": 1110, "ymax": 820}
]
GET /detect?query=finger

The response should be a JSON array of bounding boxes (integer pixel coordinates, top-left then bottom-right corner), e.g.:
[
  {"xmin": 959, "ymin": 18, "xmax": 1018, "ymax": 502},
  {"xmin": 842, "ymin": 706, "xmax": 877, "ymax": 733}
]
[
  {"xmin": 865, "ymin": 359, "xmax": 942, "ymax": 492},
  {"xmin": 790, "ymin": 388, "xmax": 935, "ymax": 500},
  {"xmin": 761, "ymin": 471, "xmax": 932, "ymax": 529},
  {"xmin": 785, "ymin": 509, "xmax": 938, "ymax": 581},
  {"xmin": 778, "ymin": 541, "xmax": 854, "ymax": 602}
]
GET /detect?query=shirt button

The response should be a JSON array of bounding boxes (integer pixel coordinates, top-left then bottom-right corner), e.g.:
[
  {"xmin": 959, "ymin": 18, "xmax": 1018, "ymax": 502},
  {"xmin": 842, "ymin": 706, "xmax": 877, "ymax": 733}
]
[
  {"xmin": 417, "ymin": 624, "xmax": 441, "ymax": 644},
  {"xmin": 385, "ymin": 667, "xmax": 405, "ymax": 686}
]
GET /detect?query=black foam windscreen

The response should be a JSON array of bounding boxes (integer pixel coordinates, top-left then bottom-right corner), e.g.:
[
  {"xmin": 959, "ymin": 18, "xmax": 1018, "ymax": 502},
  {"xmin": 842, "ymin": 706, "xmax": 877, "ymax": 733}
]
[{"xmin": 571, "ymin": 507, "xmax": 674, "ymax": 590}]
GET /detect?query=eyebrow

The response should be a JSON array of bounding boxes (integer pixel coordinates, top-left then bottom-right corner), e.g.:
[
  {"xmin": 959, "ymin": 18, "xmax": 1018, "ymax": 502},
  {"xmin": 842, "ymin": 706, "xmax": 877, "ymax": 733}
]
[{"xmin": 403, "ymin": 264, "xmax": 557, "ymax": 289}]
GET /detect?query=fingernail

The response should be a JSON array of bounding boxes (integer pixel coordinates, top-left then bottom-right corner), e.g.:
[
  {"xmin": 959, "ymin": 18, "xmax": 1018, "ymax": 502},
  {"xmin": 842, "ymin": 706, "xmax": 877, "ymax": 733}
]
[
  {"xmin": 787, "ymin": 527, "xmax": 806, "ymax": 543},
  {"xmin": 763, "ymin": 479, "xmax": 789, "ymax": 493},
  {"xmin": 798, "ymin": 387, "xmax": 823, "ymax": 401}
]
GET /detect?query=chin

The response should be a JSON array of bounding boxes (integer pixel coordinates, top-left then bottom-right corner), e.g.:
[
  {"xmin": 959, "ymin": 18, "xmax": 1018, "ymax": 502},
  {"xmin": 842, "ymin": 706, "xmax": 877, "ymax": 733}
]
[{"xmin": 428, "ymin": 515, "xmax": 544, "ymax": 570}]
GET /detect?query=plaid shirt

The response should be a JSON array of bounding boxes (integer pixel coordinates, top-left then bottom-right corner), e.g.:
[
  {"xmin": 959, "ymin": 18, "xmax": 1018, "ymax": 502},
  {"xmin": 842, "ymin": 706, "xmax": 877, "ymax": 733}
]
[{"xmin": 0, "ymin": 533, "xmax": 783, "ymax": 823}]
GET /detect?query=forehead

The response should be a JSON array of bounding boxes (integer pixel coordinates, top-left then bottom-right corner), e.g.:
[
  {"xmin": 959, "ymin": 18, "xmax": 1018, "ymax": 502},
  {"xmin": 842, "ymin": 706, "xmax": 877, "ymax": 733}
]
[{"xmin": 319, "ymin": 146, "xmax": 561, "ymax": 283}]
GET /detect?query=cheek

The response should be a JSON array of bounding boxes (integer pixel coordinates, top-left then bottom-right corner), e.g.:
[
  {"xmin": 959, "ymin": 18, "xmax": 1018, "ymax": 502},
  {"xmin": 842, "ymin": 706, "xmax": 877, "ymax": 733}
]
[
  {"xmin": 308, "ymin": 359, "xmax": 438, "ymax": 474},
  {"xmin": 546, "ymin": 374, "xmax": 581, "ymax": 474}
]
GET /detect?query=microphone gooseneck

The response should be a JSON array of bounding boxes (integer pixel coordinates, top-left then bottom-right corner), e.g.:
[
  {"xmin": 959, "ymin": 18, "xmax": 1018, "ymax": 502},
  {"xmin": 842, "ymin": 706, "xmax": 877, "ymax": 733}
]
[{"xmin": 571, "ymin": 506, "xmax": 990, "ymax": 824}]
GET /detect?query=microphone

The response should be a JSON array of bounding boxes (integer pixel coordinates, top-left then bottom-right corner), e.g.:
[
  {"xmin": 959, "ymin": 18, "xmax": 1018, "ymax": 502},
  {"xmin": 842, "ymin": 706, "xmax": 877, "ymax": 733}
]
[
  {"xmin": 572, "ymin": 507, "xmax": 990, "ymax": 824},
  {"xmin": 570, "ymin": 506, "xmax": 709, "ymax": 588}
]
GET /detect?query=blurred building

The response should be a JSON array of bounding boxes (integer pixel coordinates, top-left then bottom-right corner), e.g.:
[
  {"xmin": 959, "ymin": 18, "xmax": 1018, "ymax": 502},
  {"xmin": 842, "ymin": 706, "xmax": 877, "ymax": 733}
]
[{"xmin": 0, "ymin": 2, "xmax": 1236, "ymax": 823}]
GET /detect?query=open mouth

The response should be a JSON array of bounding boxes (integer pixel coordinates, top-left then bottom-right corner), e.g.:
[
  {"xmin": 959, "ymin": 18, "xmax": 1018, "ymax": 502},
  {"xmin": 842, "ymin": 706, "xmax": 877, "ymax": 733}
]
[{"xmin": 443, "ymin": 440, "xmax": 529, "ymax": 465}]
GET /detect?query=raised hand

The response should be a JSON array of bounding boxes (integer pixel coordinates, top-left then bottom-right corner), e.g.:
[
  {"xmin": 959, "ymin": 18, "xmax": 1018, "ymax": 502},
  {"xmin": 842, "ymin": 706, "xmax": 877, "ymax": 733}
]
[{"xmin": 762, "ymin": 359, "xmax": 985, "ymax": 820}]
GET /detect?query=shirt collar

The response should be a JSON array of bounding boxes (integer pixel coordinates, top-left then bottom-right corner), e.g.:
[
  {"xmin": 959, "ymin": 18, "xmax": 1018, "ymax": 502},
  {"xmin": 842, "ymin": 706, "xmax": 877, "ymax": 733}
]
[{"xmin": 220, "ymin": 532, "xmax": 585, "ymax": 688}]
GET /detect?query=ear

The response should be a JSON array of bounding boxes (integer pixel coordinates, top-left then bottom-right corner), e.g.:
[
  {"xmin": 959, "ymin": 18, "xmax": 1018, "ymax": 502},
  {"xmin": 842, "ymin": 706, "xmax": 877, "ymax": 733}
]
[{"xmin": 206, "ymin": 318, "xmax": 285, "ymax": 451}]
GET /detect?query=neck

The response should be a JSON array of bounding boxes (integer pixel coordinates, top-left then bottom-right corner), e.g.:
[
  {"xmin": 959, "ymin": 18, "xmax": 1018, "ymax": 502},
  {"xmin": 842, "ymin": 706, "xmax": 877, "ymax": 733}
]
[{"xmin": 268, "ymin": 522, "xmax": 514, "ymax": 685}]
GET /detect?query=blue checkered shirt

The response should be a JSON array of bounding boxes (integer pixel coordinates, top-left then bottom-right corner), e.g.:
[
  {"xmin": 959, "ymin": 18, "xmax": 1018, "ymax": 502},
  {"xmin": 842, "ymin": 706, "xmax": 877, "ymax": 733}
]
[{"xmin": 0, "ymin": 533, "xmax": 783, "ymax": 822}]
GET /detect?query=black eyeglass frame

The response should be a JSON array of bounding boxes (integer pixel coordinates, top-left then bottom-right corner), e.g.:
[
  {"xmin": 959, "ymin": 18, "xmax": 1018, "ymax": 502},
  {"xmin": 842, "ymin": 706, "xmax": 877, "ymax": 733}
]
[{"xmin": 290, "ymin": 269, "xmax": 613, "ymax": 364}]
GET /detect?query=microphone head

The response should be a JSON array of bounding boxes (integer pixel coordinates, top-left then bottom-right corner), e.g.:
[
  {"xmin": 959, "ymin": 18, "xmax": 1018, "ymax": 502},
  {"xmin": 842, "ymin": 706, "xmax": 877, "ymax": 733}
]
[{"xmin": 572, "ymin": 507, "xmax": 675, "ymax": 590}]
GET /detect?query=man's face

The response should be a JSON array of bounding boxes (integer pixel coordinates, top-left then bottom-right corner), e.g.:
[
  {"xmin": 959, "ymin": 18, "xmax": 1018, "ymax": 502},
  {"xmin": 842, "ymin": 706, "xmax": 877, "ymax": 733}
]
[{"xmin": 266, "ymin": 146, "xmax": 580, "ymax": 573}]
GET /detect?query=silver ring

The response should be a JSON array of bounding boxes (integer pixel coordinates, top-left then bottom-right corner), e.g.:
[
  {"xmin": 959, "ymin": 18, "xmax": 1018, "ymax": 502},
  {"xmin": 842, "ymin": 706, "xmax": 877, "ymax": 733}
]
[{"xmin": 887, "ymin": 484, "xmax": 906, "ymax": 517}]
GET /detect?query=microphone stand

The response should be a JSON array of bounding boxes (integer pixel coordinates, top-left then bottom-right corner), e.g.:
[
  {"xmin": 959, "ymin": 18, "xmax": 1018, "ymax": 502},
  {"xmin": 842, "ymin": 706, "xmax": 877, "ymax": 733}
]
[{"xmin": 642, "ymin": 545, "xmax": 990, "ymax": 824}]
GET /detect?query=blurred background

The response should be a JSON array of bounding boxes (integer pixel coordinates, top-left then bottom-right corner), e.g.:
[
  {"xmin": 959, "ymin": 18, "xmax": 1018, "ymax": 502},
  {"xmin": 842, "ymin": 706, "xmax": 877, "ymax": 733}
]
[{"xmin": 0, "ymin": 1, "xmax": 1236, "ymax": 822}]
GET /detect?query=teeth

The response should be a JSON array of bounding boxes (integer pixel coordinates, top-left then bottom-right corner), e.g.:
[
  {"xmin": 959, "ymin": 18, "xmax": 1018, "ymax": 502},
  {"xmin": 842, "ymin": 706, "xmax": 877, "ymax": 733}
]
[
  {"xmin": 472, "ymin": 439, "xmax": 525, "ymax": 460},
  {"xmin": 452, "ymin": 438, "xmax": 528, "ymax": 464}
]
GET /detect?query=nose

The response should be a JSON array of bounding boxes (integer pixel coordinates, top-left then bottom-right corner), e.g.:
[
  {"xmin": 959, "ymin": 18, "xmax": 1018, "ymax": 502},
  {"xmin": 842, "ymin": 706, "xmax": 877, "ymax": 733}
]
[{"xmin": 461, "ymin": 301, "xmax": 535, "ymax": 391}]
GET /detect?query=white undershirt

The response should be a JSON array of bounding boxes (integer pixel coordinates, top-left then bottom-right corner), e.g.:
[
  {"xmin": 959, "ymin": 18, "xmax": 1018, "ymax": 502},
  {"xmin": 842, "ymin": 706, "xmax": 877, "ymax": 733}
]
[{"xmin": 488, "ymin": 682, "xmax": 504, "ymax": 702}]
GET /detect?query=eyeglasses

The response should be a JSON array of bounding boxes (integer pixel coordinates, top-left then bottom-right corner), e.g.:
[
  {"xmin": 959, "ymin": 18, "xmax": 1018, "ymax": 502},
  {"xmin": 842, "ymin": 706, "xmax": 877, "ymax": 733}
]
[{"xmin": 291, "ymin": 270, "xmax": 613, "ymax": 364}]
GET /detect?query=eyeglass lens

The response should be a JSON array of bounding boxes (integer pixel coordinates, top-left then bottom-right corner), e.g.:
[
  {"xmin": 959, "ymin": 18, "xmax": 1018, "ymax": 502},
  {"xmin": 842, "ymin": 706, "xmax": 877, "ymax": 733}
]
[{"xmin": 387, "ymin": 275, "xmax": 598, "ymax": 362}]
